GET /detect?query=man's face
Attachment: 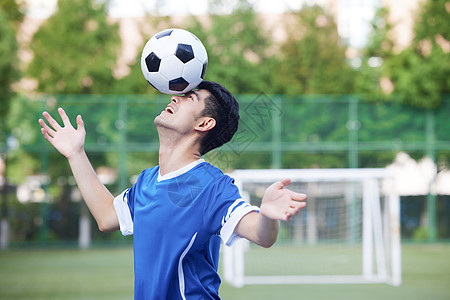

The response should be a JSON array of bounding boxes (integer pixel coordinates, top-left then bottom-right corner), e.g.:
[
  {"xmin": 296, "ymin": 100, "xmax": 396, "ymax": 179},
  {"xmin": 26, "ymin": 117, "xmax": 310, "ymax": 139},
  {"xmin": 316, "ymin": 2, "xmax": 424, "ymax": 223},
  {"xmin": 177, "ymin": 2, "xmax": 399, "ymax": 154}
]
[{"xmin": 154, "ymin": 89, "xmax": 211, "ymax": 135}]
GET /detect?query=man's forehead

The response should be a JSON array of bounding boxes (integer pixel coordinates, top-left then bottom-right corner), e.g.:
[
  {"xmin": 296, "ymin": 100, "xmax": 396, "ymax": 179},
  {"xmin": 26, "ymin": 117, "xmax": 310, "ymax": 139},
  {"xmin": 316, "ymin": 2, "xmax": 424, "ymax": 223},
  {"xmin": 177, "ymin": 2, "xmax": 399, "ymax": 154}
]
[{"xmin": 191, "ymin": 89, "xmax": 211, "ymax": 101}]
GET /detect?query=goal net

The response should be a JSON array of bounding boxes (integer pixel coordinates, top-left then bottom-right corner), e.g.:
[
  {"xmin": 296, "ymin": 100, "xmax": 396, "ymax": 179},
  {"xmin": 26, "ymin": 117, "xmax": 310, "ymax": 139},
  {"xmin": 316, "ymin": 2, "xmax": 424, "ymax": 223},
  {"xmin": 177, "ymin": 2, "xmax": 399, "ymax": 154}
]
[{"xmin": 222, "ymin": 169, "xmax": 401, "ymax": 287}]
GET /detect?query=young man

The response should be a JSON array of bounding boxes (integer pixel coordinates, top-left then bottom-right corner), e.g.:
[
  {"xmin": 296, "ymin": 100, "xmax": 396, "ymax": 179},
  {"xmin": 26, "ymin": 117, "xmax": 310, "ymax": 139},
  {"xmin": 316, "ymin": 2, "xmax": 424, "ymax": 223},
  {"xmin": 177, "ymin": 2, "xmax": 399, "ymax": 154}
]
[{"xmin": 38, "ymin": 81, "xmax": 306, "ymax": 299}]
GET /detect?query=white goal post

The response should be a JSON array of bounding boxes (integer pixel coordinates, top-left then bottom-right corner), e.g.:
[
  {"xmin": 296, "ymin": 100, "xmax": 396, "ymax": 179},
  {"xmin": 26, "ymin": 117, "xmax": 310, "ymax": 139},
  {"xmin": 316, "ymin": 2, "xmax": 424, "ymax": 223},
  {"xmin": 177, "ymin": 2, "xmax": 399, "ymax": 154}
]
[{"xmin": 223, "ymin": 168, "xmax": 401, "ymax": 287}]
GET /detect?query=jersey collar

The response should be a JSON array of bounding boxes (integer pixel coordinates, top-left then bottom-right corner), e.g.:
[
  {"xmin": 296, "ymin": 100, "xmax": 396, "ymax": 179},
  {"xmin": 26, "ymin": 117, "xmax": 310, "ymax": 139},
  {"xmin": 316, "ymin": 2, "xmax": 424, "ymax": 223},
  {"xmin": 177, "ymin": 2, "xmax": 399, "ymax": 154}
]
[{"xmin": 157, "ymin": 159, "xmax": 205, "ymax": 182}]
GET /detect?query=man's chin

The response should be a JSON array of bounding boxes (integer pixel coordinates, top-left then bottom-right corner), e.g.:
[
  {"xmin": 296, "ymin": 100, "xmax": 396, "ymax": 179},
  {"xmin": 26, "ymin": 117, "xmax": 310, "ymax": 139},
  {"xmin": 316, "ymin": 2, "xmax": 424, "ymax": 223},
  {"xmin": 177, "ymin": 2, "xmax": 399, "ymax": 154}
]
[
  {"xmin": 154, "ymin": 114, "xmax": 171, "ymax": 129},
  {"xmin": 154, "ymin": 114, "xmax": 162, "ymax": 126}
]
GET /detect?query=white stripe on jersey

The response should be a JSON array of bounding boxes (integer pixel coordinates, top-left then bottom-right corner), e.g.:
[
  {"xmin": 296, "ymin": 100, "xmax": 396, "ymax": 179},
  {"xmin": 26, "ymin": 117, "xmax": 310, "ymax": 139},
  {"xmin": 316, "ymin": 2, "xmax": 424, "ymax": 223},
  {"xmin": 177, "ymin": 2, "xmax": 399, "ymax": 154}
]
[
  {"xmin": 220, "ymin": 199, "xmax": 260, "ymax": 246},
  {"xmin": 222, "ymin": 198, "xmax": 246, "ymax": 226},
  {"xmin": 178, "ymin": 232, "xmax": 198, "ymax": 300}
]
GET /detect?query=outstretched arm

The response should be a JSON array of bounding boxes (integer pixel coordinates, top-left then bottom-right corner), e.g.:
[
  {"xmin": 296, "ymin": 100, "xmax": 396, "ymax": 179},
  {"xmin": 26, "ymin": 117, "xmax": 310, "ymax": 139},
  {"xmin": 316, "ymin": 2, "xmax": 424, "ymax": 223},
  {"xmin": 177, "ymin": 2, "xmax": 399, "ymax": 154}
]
[
  {"xmin": 234, "ymin": 178, "xmax": 306, "ymax": 248},
  {"xmin": 39, "ymin": 108, "xmax": 119, "ymax": 232}
]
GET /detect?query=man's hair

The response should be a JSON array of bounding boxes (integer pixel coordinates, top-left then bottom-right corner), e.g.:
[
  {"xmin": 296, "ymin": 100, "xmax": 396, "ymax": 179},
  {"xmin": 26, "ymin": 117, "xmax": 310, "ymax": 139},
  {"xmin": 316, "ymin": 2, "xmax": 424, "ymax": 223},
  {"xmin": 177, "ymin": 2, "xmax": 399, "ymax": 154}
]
[{"xmin": 197, "ymin": 81, "xmax": 240, "ymax": 156}]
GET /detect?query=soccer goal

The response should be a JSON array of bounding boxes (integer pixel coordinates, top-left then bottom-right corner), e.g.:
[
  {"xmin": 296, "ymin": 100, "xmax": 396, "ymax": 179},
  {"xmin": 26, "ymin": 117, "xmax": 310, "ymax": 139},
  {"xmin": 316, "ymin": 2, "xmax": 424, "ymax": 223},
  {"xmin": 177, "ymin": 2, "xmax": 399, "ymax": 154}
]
[{"xmin": 222, "ymin": 168, "xmax": 401, "ymax": 287}]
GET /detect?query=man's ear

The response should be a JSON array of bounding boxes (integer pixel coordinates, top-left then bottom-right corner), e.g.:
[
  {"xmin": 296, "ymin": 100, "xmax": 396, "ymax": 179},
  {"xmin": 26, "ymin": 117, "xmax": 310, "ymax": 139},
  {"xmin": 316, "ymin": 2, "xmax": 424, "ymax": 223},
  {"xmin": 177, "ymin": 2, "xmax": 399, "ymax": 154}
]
[{"xmin": 195, "ymin": 117, "xmax": 216, "ymax": 132}]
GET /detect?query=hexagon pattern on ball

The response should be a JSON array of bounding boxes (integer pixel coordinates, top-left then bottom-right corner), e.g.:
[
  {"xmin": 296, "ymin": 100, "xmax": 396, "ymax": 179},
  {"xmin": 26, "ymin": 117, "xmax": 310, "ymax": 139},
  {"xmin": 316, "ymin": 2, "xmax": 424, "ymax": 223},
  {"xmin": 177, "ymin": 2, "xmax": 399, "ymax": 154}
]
[{"xmin": 141, "ymin": 28, "xmax": 208, "ymax": 94}]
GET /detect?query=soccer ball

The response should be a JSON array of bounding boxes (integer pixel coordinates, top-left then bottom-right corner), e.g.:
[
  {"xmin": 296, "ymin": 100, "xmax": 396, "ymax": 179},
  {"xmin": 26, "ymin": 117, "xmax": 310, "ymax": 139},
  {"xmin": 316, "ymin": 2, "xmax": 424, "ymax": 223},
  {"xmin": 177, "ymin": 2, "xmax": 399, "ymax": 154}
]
[{"xmin": 141, "ymin": 28, "xmax": 208, "ymax": 95}]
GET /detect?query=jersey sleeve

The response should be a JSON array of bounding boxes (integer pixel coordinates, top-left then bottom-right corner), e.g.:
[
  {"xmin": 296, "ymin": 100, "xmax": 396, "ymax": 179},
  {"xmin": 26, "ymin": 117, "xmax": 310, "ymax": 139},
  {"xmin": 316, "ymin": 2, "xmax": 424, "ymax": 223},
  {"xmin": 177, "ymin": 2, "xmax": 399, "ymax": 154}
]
[
  {"xmin": 113, "ymin": 188, "xmax": 134, "ymax": 236},
  {"xmin": 204, "ymin": 175, "xmax": 259, "ymax": 246},
  {"xmin": 220, "ymin": 198, "xmax": 260, "ymax": 246}
]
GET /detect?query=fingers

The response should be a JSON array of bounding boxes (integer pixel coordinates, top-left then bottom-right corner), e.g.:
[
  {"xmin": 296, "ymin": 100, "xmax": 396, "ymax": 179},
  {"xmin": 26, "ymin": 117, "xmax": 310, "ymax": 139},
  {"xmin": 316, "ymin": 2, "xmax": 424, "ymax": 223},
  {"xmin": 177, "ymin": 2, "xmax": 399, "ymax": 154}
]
[
  {"xmin": 279, "ymin": 178, "xmax": 291, "ymax": 187},
  {"xmin": 289, "ymin": 199, "xmax": 306, "ymax": 211},
  {"xmin": 288, "ymin": 190, "xmax": 307, "ymax": 201},
  {"xmin": 58, "ymin": 107, "xmax": 72, "ymax": 128},
  {"xmin": 40, "ymin": 108, "xmax": 81, "ymax": 130},
  {"xmin": 285, "ymin": 190, "xmax": 307, "ymax": 220},
  {"xmin": 284, "ymin": 201, "xmax": 306, "ymax": 221},
  {"xmin": 42, "ymin": 111, "xmax": 62, "ymax": 131},
  {"xmin": 76, "ymin": 115, "xmax": 84, "ymax": 131},
  {"xmin": 288, "ymin": 193, "xmax": 307, "ymax": 214},
  {"xmin": 38, "ymin": 118, "xmax": 56, "ymax": 138},
  {"xmin": 272, "ymin": 178, "xmax": 291, "ymax": 190},
  {"xmin": 39, "ymin": 126, "xmax": 52, "ymax": 142}
]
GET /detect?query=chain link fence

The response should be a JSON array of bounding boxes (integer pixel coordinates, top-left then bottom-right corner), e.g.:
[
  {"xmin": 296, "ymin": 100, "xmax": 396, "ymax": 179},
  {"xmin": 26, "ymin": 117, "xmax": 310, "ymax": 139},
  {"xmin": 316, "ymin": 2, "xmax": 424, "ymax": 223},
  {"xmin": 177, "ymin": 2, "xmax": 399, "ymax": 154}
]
[{"xmin": 1, "ymin": 94, "xmax": 449, "ymax": 247}]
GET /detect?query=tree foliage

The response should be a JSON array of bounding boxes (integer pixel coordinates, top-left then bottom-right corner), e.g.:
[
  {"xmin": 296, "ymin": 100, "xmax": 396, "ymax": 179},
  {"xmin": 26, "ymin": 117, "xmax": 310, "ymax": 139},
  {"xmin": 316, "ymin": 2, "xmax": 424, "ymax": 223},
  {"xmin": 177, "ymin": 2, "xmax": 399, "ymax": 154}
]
[
  {"xmin": 187, "ymin": 0, "xmax": 275, "ymax": 94},
  {"xmin": 114, "ymin": 0, "xmax": 275, "ymax": 95},
  {"xmin": 353, "ymin": 7, "xmax": 394, "ymax": 97},
  {"xmin": 0, "ymin": 8, "xmax": 19, "ymax": 119},
  {"xmin": 0, "ymin": 0, "xmax": 24, "ymax": 25},
  {"xmin": 27, "ymin": 0, "xmax": 120, "ymax": 94},
  {"xmin": 386, "ymin": 0, "xmax": 450, "ymax": 108},
  {"xmin": 275, "ymin": 5, "xmax": 356, "ymax": 95}
]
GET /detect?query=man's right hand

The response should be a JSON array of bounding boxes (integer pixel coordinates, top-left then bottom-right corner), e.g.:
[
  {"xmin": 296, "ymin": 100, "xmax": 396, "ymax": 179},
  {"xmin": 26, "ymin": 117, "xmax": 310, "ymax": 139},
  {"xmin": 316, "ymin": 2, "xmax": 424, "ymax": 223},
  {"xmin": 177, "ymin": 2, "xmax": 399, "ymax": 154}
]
[
  {"xmin": 39, "ymin": 107, "xmax": 86, "ymax": 160},
  {"xmin": 39, "ymin": 107, "xmax": 119, "ymax": 232}
]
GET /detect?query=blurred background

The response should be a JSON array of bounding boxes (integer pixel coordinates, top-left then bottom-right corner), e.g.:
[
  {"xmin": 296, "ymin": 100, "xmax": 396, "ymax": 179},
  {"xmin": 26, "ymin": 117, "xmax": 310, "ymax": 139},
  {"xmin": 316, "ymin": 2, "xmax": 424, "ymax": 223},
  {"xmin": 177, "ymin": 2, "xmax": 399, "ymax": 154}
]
[{"xmin": 0, "ymin": 0, "xmax": 449, "ymax": 299}]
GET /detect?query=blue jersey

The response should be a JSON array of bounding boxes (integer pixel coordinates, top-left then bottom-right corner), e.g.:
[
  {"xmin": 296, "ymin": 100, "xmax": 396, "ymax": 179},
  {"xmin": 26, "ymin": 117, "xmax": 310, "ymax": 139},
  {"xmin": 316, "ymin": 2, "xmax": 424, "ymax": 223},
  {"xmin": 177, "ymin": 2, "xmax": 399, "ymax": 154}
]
[{"xmin": 113, "ymin": 159, "xmax": 259, "ymax": 299}]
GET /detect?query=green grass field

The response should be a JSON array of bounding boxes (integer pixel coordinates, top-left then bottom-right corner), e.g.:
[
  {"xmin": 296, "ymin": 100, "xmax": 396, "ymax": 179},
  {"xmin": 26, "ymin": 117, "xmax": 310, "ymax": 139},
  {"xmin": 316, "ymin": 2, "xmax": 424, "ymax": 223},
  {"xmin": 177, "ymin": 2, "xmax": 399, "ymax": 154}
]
[{"xmin": 0, "ymin": 244, "xmax": 449, "ymax": 300}]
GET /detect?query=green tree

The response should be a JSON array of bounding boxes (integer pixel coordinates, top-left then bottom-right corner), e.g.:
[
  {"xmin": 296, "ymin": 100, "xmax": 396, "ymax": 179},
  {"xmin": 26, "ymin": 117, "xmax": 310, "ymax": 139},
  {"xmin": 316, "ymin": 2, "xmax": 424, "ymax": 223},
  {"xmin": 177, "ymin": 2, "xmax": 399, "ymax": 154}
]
[
  {"xmin": 27, "ymin": 0, "xmax": 120, "ymax": 94},
  {"xmin": 186, "ymin": 0, "xmax": 275, "ymax": 94},
  {"xmin": 276, "ymin": 5, "xmax": 356, "ymax": 95},
  {"xmin": 0, "ymin": 0, "xmax": 23, "ymax": 24},
  {"xmin": 0, "ymin": 0, "xmax": 22, "ymax": 119},
  {"xmin": 0, "ymin": 0, "xmax": 23, "ymax": 250},
  {"xmin": 386, "ymin": 0, "xmax": 450, "ymax": 108},
  {"xmin": 114, "ymin": 0, "xmax": 275, "ymax": 95},
  {"xmin": 0, "ymin": 9, "xmax": 19, "ymax": 119},
  {"xmin": 354, "ymin": 7, "xmax": 395, "ymax": 97}
]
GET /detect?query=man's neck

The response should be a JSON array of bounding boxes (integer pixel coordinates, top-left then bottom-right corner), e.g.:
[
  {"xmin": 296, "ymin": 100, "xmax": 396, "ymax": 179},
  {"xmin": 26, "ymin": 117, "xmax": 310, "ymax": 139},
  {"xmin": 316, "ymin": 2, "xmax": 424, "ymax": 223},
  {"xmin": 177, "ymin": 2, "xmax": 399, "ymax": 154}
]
[{"xmin": 158, "ymin": 134, "xmax": 202, "ymax": 176}]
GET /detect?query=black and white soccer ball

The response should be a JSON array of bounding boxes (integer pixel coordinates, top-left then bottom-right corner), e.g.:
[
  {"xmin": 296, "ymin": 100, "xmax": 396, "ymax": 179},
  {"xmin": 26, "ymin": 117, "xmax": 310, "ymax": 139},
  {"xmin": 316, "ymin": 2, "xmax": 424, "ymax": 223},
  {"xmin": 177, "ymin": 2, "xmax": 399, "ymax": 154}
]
[{"xmin": 141, "ymin": 28, "xmax": 208, "ymax": 95}]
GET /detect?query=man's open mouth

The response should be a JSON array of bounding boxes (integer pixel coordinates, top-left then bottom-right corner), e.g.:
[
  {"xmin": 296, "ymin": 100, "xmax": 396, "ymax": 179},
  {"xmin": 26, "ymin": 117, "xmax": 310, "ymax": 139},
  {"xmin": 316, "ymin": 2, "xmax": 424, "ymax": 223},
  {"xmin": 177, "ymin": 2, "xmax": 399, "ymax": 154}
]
[{"xmin": 165, "ymin": 106, "xmax": 174, "ymax": 114}]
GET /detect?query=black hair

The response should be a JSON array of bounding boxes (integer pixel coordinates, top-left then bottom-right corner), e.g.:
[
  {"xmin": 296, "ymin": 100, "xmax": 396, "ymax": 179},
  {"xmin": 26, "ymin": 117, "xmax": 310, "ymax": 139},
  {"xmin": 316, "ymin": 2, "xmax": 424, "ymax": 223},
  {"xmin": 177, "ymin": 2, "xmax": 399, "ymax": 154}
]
[{"xmin": 197, "ymin": 81, "xmax": 240, "ymax": 156}]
